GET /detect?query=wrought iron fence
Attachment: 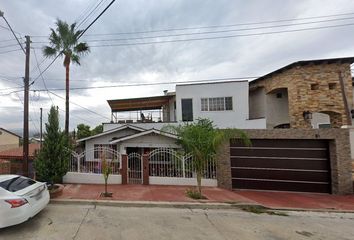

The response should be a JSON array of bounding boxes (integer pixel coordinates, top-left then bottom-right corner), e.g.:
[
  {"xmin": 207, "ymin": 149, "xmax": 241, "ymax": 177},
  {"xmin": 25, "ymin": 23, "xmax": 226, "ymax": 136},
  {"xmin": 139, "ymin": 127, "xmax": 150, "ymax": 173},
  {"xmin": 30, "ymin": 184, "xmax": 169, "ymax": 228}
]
[
  {"xmin": 149, "ymin": 148, "xmax": 216, "ymax": 179},
  {"xmin": 69, "ymin": 147, "xmax": 121, "ymax": 175}
]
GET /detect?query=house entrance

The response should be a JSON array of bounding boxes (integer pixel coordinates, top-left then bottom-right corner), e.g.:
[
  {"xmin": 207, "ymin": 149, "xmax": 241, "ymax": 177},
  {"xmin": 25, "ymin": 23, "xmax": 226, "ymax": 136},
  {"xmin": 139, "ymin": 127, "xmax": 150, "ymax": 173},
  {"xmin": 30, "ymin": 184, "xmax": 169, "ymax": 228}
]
[{"xmin": 127, "ymin": 152, "xmax": 142, "ymax": 184}]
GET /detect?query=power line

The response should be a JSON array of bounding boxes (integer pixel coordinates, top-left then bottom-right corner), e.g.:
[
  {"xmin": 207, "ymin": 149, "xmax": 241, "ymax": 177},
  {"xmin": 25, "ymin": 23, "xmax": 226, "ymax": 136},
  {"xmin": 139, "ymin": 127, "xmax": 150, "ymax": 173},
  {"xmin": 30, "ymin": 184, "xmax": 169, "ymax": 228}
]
[
  {"xmin": 0, "ymin": 12, "xmax": 25, "ymax": 54},
  {"xmin": 0, "ymin": 48, "xmax": 22, "ymax": 54},
  {"xmin": 75, "ymin": 0, "xmax": 102, "ymax": 25},
  {"xmin": 76, "ymin": 16, "xmax": 354, "ymax": 43},
  {"xmin": 13, "ymin": 91, "xmax": 40, "ymax": 134},
  {"xmin": 30, "ymin": 0, "xmax": 116, "ymax": 86},
  {"xmin": 0, "ymin": 37, "xmax": 23, "ymax": 43},
  {"xmin": 78, "ymin": 0, "xmax": 116, "ymax": 38},
  {"xmin": 76, "ymin": 0, "xmax": 107, "ymax": 29},
  {"xmin": 32, "ymin": 48, "xmax": 55, "ymax": 105},
  {"xmin": 46, "ymin": 90, "xmax": 111, "ymax": 121},
  {"xmin": 85, "ymin": 22, "xmax": 354, "ymax": 48},
  {"xmin": 31, "ymin": 15, "xmax": 354, "ymax": 45},
  {"xmin": 29, "ymin": 77, "xmax": 258, "ymax": 92},
  {"xmin": 31, "ymin": 11, "xmax": 354, "ymax": 38},
  {"xmin": 0, "ymin": 43, "xmax": 21, "ymax": 49}
]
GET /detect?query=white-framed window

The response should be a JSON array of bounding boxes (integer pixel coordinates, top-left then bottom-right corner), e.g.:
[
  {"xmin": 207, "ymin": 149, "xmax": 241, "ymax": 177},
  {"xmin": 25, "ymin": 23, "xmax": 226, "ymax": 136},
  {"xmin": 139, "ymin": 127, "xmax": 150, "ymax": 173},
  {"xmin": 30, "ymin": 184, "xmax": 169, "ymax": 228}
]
[{"xmin": 201, "ymin": 97, "xmax": 233, "ymax": 111}]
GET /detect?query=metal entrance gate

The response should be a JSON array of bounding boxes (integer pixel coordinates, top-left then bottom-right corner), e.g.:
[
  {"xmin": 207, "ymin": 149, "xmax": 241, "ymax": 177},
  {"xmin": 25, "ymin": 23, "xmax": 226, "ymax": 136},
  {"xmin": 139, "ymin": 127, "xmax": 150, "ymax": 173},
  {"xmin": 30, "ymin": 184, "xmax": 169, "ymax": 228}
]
[{"xmin": 128, "ymin": 153, "xmax": 142, "ymax": 184}]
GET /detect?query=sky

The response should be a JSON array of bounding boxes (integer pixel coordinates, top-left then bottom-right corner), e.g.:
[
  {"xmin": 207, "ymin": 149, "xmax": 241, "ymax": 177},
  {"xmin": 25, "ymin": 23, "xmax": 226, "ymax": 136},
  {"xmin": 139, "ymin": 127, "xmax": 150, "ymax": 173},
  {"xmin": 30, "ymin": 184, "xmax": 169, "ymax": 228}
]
[{"xmin": 1, "ymin": 0, "xmax": 354, "ymax": 135}]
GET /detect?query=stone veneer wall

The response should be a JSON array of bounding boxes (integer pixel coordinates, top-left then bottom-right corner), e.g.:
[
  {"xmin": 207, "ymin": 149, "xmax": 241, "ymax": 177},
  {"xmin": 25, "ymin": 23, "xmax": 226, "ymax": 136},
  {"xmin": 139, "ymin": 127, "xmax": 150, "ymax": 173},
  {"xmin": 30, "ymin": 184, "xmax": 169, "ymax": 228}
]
[
  {"xmin": 250, "ymin": 63, "xmax": 353, "ymax": 129},
  {"xmin": 216, "ymin": 129, "xmax": 353, "ymax": 195}
]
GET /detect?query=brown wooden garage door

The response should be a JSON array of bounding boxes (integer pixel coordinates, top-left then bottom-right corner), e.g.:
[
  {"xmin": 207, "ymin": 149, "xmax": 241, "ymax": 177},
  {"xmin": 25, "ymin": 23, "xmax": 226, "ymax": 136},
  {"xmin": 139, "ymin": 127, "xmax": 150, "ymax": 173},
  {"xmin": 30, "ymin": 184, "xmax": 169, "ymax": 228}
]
[{"xmin": 230, "ymin": 139, "xmax": 331, "ymax": 193}]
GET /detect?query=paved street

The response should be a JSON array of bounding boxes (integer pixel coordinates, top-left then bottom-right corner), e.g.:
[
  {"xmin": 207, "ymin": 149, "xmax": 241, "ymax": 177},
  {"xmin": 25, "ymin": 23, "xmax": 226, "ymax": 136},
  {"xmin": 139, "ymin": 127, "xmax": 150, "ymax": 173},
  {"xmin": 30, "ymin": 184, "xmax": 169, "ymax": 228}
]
[{"xmin": 1, "ymin": 204, "xmax": 354, "ymax": 240}]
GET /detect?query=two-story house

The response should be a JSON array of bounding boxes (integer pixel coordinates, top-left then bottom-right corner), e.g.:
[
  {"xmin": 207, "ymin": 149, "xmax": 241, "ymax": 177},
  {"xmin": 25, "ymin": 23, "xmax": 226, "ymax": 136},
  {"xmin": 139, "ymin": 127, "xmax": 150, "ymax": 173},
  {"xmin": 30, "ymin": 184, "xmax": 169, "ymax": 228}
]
[{"xmin": 78, "ymin": 80, "xmax": 265, "ymax": 158}]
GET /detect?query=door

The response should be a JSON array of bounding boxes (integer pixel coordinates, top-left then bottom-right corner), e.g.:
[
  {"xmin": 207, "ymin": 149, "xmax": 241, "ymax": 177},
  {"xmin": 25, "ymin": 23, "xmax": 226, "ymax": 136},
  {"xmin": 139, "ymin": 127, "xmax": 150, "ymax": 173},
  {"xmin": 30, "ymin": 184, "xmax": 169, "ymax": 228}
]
[
  {"xmin": 230, "ymin": 139, "xmax": 331, "ymax": 193},
  {"xmin": 127, "ymin": 153, "xmax": 142, "ymax": 184},
  {"xmin": 181, "ymin": 99, "xmax": 193, "ymax": 122}
]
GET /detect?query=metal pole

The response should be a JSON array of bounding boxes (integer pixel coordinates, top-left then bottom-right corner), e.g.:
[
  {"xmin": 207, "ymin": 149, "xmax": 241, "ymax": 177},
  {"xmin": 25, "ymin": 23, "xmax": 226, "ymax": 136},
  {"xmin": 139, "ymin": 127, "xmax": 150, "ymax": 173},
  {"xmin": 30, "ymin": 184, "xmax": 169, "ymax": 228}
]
[
  {"xmin": 40, "ymin": 107, "xmax": 43, "ymax": 149},
  {"xmin": 23, "ymin": 36, "xmax": 30, "ymax": 177}
]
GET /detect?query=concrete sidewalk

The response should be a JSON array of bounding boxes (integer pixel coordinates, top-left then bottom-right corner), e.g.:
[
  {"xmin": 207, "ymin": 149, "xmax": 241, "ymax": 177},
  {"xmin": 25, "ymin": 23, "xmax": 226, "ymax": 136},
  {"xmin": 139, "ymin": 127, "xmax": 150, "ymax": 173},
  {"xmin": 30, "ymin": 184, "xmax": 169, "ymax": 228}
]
[{"xmin": 56, "ymin": 184, "xmax": 354, "ymax": 211}]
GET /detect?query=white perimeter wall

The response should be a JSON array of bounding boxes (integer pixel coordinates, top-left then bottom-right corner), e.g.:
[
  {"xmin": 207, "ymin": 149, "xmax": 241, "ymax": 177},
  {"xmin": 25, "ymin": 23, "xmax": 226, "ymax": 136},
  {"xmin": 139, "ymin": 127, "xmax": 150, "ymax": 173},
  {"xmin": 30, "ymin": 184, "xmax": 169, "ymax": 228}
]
[
  {"xmin": 149, "ymin": 177, "xmax": 217, "ymax": 187},
  {"xmin": 63, "ymin": 172, "xmax": 122, "ymax": 184},
  {"xmin": 175, "ymin": 81, "xmax": 265, "ymax": 129}
]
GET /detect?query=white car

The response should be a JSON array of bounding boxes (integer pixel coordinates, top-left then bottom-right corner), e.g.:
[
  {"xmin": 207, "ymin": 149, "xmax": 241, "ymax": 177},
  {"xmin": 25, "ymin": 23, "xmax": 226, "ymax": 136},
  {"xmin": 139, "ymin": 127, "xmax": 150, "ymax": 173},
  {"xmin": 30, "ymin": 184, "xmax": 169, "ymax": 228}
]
[{"xmin": 0, "ymin": 175, "xmax": 50, "ymax": 228}]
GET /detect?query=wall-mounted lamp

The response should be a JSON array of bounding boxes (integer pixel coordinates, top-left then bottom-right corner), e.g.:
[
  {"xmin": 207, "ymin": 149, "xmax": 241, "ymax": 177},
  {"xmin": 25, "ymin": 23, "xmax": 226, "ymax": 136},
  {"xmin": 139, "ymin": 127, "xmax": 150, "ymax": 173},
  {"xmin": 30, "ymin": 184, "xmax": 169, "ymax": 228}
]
[{"xmin": 303, "ymin": 111, "xmax": 312, "ymax": 120}]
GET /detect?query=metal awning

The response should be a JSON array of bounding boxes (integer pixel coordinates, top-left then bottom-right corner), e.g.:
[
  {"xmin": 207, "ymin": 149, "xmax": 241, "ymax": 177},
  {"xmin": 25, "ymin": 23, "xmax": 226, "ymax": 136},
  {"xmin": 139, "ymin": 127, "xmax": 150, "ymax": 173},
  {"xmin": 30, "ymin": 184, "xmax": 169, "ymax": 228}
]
[{"xmin": 107, "ymin": 95, "xmax": 174, "ymax": 112}]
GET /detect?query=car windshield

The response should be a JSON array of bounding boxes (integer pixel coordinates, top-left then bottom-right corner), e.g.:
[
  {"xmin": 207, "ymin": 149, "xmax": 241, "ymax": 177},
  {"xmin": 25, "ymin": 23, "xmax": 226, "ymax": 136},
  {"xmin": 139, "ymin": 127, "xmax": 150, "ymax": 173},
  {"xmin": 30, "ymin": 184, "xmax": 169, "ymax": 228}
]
[{"xmin": 0, "ymin": 177, "xmax": 36, "ymax": 192}]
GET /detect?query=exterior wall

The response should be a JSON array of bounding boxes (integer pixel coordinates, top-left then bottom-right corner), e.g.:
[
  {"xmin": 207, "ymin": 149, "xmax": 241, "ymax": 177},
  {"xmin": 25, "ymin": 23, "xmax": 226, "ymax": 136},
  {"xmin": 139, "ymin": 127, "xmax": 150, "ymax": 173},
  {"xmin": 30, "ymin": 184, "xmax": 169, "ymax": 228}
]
[
  {"xmin": 175, "ymin": 81, "xmax": 265, "ymax": 129},
  {"xmin": 0, "ymin": 160, "xmax": 11, "ymax": 174},
  {"xmin": 103, "ymin": 122, "xmax": 179, "ymax": 131},
  {"xmin": 149, "ymin": 177, "xmax": 217, "ymax": 187},
  {"xmin": 0, "ymin": 130, "xmax": 20, "ymax": 151},
  {"xmin": 120, "ymin": 134, "xmax": 179, "ymax": 149},
  {"xmin": 217, "ymin": 129, "xmax": 353, "ymax": 195},
  {"xmin": 311, "ymin": 112, "xmax": 330, "ymax": 128},
  {"xmin": 265, "ymin": 89, "xmax": 290, "ymax": 128},
  {"xmin": 250, "ymin": 63, "xmax": 353, "ymax": 129},
  {"xmin": 249, "ymin": 88, "xmax": 266, "ymax": 119},
  {"xmin": 85, "ymin": 128, "xmax": 139, "ymax": 160},
  {"xmin": 63, "ymin": 172, "xmax": 122, "ymax": 184}
]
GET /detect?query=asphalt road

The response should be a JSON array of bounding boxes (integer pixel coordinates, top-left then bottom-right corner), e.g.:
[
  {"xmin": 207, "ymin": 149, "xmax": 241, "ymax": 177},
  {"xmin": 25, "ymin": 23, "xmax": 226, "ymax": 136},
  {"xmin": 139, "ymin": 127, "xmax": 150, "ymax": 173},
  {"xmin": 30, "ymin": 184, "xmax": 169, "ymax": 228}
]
[{"xmin": 1, "ymin": 203, "xmax": 354, "ymax": 240}]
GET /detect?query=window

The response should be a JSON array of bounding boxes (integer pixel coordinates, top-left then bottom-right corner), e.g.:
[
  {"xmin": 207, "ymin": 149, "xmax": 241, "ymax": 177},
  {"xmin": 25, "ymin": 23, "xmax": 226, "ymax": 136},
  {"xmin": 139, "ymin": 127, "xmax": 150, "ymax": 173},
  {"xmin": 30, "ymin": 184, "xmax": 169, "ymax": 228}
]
[
  {"xmin": 201, "ymin": 97, "xmax": 233, "ymax": 111},
  {"xmin": 0, "ymin": 177, "xmax": 36, "ymax": 192},
  {"xmin": 225, "ymin": 97, "xmax": 233, "ymax": 110},
  {"xmin": 181, "ymin": 99, "xmax": 193, "ymax": 121},
  {"xmin": 328, "ymin": 83, "xmax": 337, "ymax": 90},
  {"xmin": 201, "ymin": 98, "xmax": 208, "ymax": 111},
  {"xmin": 276, "ymin": 93, "xmax": 282, "ymax": 98},
  {"xmin": 318, "ymin": 123, "xmax": 331, "ymax": 129},
  {"xmin": 311, "ymin": 83, "xmax": 319, "ymax": 90}
]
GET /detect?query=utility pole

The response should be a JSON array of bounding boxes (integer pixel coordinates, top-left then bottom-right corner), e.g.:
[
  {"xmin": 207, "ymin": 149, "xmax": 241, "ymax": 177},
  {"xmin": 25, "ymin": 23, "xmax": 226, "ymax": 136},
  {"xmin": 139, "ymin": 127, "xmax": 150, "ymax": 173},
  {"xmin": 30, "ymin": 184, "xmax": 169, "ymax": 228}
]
[
  {"xmin": 23, "ymin": 35, "xmax": 30, "ymax": 177},
  {"xmin": 40, "ymin": 107, "xmax": 43, "ymax": 149}
]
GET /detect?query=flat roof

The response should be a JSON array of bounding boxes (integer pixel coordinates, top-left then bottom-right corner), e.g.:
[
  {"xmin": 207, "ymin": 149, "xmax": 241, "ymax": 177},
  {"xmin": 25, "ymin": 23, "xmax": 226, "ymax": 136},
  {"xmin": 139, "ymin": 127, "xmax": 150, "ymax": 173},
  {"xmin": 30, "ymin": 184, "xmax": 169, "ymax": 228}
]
[
  {"xmin": 107, "ymin": 95, "xmax": 174, "ymax": 112},
  {"xmin": 250, "ymin": 57, "xmax": 354, "ymax": 84},
  {"xmin": 176, "ymin": 80, "xmax": 249, "ymax": 87}
]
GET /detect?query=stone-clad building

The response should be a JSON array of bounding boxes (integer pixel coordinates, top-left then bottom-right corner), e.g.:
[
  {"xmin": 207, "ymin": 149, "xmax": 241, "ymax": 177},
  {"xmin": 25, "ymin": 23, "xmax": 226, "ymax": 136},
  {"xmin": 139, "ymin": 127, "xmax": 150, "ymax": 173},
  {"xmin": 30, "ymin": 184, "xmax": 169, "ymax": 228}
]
[{"xmin": 248, "ymin": 57, "xmax": 354, "ymax": 129}]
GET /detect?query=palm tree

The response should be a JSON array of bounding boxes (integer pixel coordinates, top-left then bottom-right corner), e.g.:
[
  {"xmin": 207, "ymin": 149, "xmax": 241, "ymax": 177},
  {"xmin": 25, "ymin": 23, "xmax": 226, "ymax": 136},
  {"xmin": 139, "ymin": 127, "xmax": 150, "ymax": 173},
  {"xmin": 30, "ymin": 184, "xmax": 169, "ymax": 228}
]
[
  {"xmin": 164, "ymin": 118, "xmax": 251, "ymax": 196},
  {"xmin": 43, "ymin": 19, "xmax": 90, "ymax": 136}
]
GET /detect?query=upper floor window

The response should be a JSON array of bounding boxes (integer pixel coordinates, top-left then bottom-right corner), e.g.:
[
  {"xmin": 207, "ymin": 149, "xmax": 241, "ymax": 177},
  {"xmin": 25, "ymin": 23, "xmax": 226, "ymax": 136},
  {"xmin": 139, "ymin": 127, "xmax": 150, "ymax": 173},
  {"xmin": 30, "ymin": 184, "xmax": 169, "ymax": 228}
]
[{"xmin": 201, "ymin": 97, "xmax": 233, "ymax": 111}]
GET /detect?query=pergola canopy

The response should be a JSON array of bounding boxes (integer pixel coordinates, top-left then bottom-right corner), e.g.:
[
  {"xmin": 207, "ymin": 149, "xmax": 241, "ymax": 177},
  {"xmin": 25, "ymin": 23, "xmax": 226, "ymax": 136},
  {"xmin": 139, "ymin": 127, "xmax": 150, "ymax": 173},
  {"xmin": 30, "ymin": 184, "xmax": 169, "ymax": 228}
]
[{"xmin": 107, "ymin": 95, "xmax": 174, "ymax": 112}]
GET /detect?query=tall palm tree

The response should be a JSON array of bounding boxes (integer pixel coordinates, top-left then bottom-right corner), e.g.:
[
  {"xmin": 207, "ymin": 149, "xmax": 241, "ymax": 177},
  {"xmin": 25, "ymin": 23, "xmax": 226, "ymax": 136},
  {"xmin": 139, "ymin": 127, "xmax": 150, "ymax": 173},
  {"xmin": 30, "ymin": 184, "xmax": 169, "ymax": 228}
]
[{"xmin": 43, "ymin": 19, "xmax": 90, "ymax": 136}]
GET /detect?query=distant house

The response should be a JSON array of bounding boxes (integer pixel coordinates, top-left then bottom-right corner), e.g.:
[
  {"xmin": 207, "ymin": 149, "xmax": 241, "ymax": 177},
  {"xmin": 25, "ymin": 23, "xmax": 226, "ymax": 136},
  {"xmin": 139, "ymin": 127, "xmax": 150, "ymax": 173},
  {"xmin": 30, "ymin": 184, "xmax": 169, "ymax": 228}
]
[
  {"xmin": 0, "ymin": 127, "xmax": 21, "ymax": 151},
  {"xmin": 0, "ymin": 143, "xmax": 40, "ymax": 175}
]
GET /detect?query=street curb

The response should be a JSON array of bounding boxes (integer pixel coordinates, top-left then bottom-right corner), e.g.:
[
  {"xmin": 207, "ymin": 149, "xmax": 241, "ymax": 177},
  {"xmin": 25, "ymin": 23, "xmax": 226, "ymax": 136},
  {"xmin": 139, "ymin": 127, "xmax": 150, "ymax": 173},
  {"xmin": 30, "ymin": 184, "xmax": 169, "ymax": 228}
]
[
  {"xmin": 50, "ymin": 199, "xmax": 354, "ymax": 213},
  {"xmin": 50, "ymin": 199, "xmax": 258, "ymax": 210}
]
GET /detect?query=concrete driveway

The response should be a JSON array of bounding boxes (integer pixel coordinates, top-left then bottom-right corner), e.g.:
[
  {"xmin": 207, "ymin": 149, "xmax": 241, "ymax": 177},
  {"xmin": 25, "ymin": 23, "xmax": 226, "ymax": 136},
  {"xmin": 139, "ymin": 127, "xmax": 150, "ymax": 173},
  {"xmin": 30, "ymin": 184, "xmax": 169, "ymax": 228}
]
[{"xmin": 1, "ymin": 203, "xmax": 354, "ymax": 240}]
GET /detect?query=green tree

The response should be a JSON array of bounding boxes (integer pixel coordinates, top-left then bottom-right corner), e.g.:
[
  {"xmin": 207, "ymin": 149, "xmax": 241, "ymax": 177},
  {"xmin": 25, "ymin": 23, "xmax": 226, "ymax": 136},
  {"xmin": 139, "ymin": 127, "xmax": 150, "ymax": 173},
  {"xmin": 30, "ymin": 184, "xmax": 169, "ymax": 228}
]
[
  {"xmin": 164, "ymin": 118, "xmax": 251, "ymax": 196},
  {"xmin": 76, "ymin": 123, "xmax": 91, "ymax": 140},
  {"xmin": 34, "ymin": 106, "xmax": 71, "ymax": 184},
  {"xmin": 43, "ymin": 19, "xmax": 90, "ymax": 136},
  {"xmin": 91, "ymin": 124, "xmax": 103, "ymax": 135}
]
